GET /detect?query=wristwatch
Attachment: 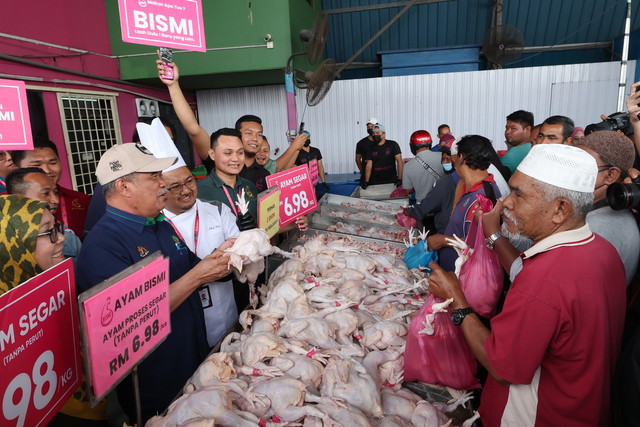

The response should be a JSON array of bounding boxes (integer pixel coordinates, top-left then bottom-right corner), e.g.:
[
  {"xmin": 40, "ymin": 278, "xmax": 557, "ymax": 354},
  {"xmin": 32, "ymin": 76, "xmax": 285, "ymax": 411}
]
[
  {"xmin": 451, "ymin": 307, "xmax": 474, "ymax": 326},
  {"xmin": 485, "ymin": 231, "xmax": 503, "ymax": 250}
]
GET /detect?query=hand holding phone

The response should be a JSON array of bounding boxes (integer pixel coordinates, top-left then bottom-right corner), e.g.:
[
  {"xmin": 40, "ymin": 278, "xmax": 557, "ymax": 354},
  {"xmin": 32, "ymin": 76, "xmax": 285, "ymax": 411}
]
[{"xmin": 158, "ymin": 47, "xmax": 174, "ymax": 80}]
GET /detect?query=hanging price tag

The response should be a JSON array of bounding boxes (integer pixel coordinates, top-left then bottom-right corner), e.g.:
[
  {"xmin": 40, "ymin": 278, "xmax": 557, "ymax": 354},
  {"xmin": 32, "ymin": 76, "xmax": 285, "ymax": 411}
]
[
  {"xmin": 0, "ymin": 259, "xmax": 81, "ymax": 427},
  {"xmin": 257, "ymin": 185, "xmax": 280, "ymax": 238},
  {"xmin": 266, "ymin": 164, "xmax": 318, "ymax": 226}
]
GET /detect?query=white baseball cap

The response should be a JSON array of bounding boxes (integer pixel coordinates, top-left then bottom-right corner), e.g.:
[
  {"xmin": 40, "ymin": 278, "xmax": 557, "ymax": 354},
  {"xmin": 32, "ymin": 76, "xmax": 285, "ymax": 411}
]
[
  {"xmin": 367, "ymin": 118, "xmax": 379, "ymax": 125},
  {"xmin": 96, "ymin": 143, "xmax": 177, "ymax": 185},
  {"xmin": 517, "ymin": 144, "xmax": 597, "ymax": 193}
]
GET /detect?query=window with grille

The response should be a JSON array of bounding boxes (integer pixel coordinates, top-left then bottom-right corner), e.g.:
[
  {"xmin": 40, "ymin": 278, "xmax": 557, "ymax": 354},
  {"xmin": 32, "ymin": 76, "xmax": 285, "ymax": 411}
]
[{"xmin": 57, "ymin": 93, "xmax": 122, "ymax": 195}]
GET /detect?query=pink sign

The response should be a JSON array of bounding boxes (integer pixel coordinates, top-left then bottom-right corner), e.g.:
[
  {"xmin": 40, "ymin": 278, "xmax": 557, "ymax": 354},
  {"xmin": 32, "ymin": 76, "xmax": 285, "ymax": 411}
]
[
  {"xmin": 266, "ymin": 164, "xmax": 318, "ymax": 226},
  {"xmin": 308, "ymin": 160, "xmax": 319, "ymax": 185},
  {"xmin": 0, "ymin": 259, "xmax": 81, "ymax": 427},
  {"xmin": 118, "ymin": 0, "xmax": 206, "ymax": 52},
  {"xmin": 0, "ymin": 79, "xmax": 34, "ymax": 150},
  {"xmin": 80, "ymin": 256, "xmax": 170, "ymax": 401}
]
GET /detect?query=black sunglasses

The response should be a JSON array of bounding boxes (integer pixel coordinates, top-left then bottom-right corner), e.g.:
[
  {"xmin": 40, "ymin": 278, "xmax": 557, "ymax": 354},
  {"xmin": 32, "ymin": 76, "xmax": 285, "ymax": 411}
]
[{"xmin": 37, "ymin": 223, "xmax": 64, "ymax": 244}]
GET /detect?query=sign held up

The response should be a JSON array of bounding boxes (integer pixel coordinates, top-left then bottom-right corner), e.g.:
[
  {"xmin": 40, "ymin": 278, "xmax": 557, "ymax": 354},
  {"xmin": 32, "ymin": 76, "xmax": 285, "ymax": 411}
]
[
  {"xmin": 0, "ymin": 79, "xmax": 33, "ymax": 150},
  {"xmin": 266, "ymin": 164, "xmax": 318, "ymax": 226},
  {"xmin": 118, "ymin": 0, "xmax": 207, "ymax": 52}
]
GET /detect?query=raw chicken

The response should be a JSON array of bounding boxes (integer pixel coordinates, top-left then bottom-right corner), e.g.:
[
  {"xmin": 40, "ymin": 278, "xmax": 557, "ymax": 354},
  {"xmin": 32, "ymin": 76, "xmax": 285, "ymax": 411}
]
[
  {"xmin": 225, "ymin": 228, "xmax": 293, "ymax": 283},
  {"xmin": 362, "ymin": 320, "xmax": 408, "ymax": 350}
]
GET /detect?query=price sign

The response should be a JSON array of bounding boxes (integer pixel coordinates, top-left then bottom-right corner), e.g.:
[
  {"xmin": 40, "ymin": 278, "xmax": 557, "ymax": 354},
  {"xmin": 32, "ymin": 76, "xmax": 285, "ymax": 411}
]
[
  {"xmin": 78, "ymin": 253, "xmax": 170, "ymax": 403},
  {"xmin": 308, "ymin": 160, "xmax": 319, "ymax": 185},
  {"xmin": 258, "ymin": 185, "xmax": 281, "ymax": 238},
  {"xmin": 0, "ymin": 259, "xmax": 81, "ymax": 427},
  {"xmin": 266, "ymin": 164, "xmax": 318, "ymax": 226},
  {"xmin": 0, "ymin": 79, "xmax": 33, "ymax": 150},
  {"xmin": 117, "ymin": 0, "xmax": 207, "ymax": 52}
]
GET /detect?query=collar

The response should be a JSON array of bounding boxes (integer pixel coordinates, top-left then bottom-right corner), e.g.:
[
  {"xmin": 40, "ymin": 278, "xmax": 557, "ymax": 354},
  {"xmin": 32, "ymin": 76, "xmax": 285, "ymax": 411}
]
[
  {"xmin": 462, "ymin": 174, "xmax": 495, "ymax": 194},
  {"xmin": 522, "ymin": 223, "xmax": 594, "ymax": 259},
  {"xmin": 163, "ymin": 201, "xmax": 197, "ymax": 221},
  {"xmin": 209, "ymin": 170, "xmax": 237, "ymax": 189},
  {"xmin": 105, "ymin": 205, "xmax": 164, "ymax": 233}
]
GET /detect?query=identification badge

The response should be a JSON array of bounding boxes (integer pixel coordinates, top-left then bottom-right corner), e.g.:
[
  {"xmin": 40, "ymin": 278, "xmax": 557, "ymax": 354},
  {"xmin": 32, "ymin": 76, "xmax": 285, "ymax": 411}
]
[{"xmin": 198, "ymin": 286, "xmax": 212, "ymax": 308}]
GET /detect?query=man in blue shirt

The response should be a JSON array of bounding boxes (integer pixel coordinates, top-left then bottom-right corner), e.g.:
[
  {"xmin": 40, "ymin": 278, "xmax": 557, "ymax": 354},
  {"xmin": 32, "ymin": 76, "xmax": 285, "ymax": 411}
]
[{"xmin": 76, "ymin": 143, "xmax": 230, "ymax": 423}]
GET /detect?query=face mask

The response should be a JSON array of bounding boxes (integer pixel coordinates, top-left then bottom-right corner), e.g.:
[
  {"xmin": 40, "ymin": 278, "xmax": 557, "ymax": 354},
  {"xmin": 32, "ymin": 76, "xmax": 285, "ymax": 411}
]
[
  {"xmin": 304, "ymin": 139, "xmax": 311, "ymax": 147},
  {"xmin": 372, "ymin": 135, "xmax": 382, "ymax": 143},
  {"xmin": 367, "ymin": 129, "xmax": 374, "ymax": 136},
  {"xmin": 442, "ymin": 163, "xmax": 453, "ymax": 172}
]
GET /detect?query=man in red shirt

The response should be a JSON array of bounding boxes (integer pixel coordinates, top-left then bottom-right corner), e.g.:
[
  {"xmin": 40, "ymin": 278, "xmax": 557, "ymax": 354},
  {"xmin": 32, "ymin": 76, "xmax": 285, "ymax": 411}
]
[
  {"xmin": 12, "ymin": 137, "xmax": 91, "ymax": 239},
  {"xmin": 428, "ymin": 144, "xmax": 626, "ymax": 426}
]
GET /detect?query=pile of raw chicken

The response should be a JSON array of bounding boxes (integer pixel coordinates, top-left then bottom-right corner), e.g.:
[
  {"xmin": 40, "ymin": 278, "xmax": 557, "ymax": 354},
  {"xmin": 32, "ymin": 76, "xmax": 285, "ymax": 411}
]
[
  {"xmin": 146, "ymin": 231, "xmax": 479, "ymax": 427},
  {"xmin": 326, "ymin": 222, "xmax": 407, "ymax": 243}
]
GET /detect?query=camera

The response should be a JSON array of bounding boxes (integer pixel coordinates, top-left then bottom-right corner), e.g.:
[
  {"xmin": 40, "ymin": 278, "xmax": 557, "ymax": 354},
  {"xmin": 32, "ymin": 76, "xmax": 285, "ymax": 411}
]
[
  {"xmin": 585, "ymin": 112, "xmax": 634, "ymax": 136},
  {"xmin": 606, "ymin": 177, "xmax": 640, "ymax": 210}
]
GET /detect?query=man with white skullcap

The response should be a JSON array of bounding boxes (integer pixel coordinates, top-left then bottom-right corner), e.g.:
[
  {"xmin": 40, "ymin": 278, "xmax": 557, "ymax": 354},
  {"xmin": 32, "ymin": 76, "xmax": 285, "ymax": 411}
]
[
  {"xmin": 428, "ymin": 144, "xmax": 626, "ymax": 426},
  {"xmin": 77, "ymin": 139, "xmax": 231, "ymax": 423}
]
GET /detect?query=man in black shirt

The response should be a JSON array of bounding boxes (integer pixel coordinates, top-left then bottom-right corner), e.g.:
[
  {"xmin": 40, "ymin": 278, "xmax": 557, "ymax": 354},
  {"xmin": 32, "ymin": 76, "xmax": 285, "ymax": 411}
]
[
  {"xmin": 294, "ymin": 131, "xmax": 326, "ymax": 184},
  {"xmin": 355, "ymin": 117, "xmax": 379, "ymax": 172},
  {"xmin": 235, "ymin": 115, "xmax": 271, "ymax": 192},
  {"xmin": 362, "ymin": 124, "xmax": 403, "ymax": 188}
]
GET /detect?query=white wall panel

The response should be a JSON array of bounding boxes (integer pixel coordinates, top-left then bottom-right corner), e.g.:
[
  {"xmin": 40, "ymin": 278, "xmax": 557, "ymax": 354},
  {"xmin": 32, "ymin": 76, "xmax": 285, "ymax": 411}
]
[{"xmin": 197, "ymin": 61, "xmax": 636, "ymax": 175}]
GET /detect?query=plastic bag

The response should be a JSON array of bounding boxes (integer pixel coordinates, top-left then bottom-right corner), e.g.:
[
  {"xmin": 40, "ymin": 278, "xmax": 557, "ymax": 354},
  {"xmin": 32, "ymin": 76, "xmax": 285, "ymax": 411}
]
[
  {"xmin": 390, "ymin": 186, "xmax": 406, "ymax": 198},
  {"xmin": 397, "ymin": 211, "xmax": 420, "ymax": 228},
  {"xmin": 404, "ymin": 240, "xmax": 438, "ymax": 270},
  {"xmin": 404, "ymin": 293, "xmax": 480, "ymax": 390},
  {"xmin": 458, "ymin": 214, "xmax": 503, "ymax": 318}
]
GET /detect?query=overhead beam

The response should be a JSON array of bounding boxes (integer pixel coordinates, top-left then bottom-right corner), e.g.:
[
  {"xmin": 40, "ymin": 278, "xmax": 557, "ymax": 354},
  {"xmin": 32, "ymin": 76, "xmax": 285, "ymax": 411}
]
[{"xmin": 325, "ymin": 0, "xmax": 453, "ymax": 14}]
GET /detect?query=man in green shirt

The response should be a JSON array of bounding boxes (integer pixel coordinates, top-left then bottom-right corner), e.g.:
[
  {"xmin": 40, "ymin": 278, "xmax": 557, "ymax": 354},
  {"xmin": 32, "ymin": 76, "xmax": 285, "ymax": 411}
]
[
  {"xmin": 501, "ymin": 110, "xmax": 533, "ymax": 174},
  {"xmin": 197, "ymin": 128, "xmax": 258, "ymax": 219}
]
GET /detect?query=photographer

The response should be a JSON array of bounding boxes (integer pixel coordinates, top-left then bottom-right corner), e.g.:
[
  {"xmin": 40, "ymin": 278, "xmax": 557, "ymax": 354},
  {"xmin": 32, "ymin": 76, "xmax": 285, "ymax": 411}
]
[
  {"xmin": 576, "ymin": 131, "xmax": 639, "ymax": 285},
  {"xmin": 626, "ymin": 81, "xmax": 640, "ymax": 160}
]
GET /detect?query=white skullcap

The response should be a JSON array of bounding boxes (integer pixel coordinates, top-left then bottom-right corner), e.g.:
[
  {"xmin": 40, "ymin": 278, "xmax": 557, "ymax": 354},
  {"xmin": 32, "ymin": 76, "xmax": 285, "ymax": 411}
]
[
  {"xmin": 135, "ymin": 118, "xmax": 187, "ymax": 173},
  {"xmin": 517, "ymin": 144, "xmax": 597, "ymax": 193},
  {"xmin": 367, "ymin": 117, "xmax": 379, "ymax": 125}
]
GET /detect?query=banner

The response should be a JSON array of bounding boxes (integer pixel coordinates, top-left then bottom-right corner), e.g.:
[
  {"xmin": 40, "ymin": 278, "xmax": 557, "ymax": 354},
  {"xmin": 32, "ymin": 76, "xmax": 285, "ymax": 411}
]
[
  {"xmin": 308, "ymin": 160, "xmax": 319, "ymax": 185},
  {"xmin": 79, "ymin": 253, "xmax": 170, "ymax": 403},
  {"xmin": 266, "ymin": 164, "xmax": 318, "ymax": 226},
  {"xmin": 0, "ymin": 259, "xmax": 81, "ymax": 427},
  {"xmin": 118, "ymin": 0, "xmax": 207, "ymax": 52},
  {"xmin": 0, "ymin": 79, "xmax": 33, "ymax": 150},
  {"xmin": 258, "ymin": 185, "xmax": 280, "ymax": 238}
]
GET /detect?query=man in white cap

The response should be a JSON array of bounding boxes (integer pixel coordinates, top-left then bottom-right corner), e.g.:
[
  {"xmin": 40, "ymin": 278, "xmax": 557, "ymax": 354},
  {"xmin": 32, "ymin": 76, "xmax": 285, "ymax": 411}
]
[
  {"xmin": 355, "ymin": 117, "xmax": 379, "ymax": 172},
  {"xmin": 138, "ymin": 119, "xmax": 241, "ymax": 348},
  {"xmin": 427, "ymin": 144, "xmax": 626, "ymax": 426},
  {"xmin": 76, "ymin": 143, "xmax": 231, "ymax": 423}
]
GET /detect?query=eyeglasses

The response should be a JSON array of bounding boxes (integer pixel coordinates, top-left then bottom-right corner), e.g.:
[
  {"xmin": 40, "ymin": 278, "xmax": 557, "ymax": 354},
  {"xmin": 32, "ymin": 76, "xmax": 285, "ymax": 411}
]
[
  {"xmin": 166, "ymin": 176, "xmax": 197, "ymax": 195},
  {"xmin": 37, "ymin": 223, "xmax": 64, "ymax": 243},
  {"xmin": 597, "ymin": 165, "xmax": 612, "ymax": 173}
]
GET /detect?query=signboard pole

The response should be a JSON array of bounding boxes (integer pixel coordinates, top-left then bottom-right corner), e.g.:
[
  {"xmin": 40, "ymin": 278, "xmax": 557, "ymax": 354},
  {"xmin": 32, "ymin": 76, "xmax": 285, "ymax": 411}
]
[{"xmin": 133, "ymin": 366, "xmax": 143, "ymax": 427}]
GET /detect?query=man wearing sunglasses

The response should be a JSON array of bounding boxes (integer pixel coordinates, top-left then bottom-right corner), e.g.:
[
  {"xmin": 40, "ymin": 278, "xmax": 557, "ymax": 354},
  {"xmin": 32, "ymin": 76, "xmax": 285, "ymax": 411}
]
[
  {"xmin": 161, "ymin": 164, "xmax": 240, "ymax": 348},
  {"xmin": 6, "ymin": 167, "xmax": 82, "ymax": 262}
]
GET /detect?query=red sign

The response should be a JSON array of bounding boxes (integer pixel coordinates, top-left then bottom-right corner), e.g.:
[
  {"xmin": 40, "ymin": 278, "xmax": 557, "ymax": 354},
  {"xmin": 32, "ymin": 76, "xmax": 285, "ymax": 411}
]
[
  {"xmin": 266, "ymin": 164, "xmax": 318, "ymax": 226},
  {"xmin": 0, "ymin": 259, "xmax": 81, "ymax": 427},
  {"xmin": 308, "ymin": 160, "xmax": 319, "ymax": 185},
  {"xmin": 79, "ymin": 254, "xmax": 170, "ymax": 402},
  {"xmin": 118, "ymin": 0, "xmax": 207, "ymax": 52},
  {"xmin": 0, "ymin": 79, "xmax": 34, "ymax": 150}
]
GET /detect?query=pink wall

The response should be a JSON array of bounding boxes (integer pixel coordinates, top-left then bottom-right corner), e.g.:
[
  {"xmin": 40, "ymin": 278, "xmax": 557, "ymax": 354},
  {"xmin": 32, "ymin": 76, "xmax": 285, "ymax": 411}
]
[{"xmin": 0, "ymin": 1, "xmax": 196, "ymax": 188}]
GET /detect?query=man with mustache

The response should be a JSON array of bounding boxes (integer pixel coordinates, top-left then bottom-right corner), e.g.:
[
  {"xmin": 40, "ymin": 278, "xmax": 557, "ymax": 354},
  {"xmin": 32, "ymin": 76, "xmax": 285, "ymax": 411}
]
[
  {"xmin": 428, "ymin": 144, "xmax": 626, "ymax": 426},
  {"xmin": 76, "ymin": 143, "xmax": 230, "ymax": 424}
]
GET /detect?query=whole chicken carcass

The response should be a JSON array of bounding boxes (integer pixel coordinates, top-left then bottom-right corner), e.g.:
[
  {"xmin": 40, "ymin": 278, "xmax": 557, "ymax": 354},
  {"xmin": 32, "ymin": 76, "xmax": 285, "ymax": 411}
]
[
  {"xmin": 279, "ymin": 317, "xmax": 341, "ymax": 350},
  {"xmin": 313, "ymin": 401, "xmax": 372, "ymax": 427},
  {"xmin": 362, "ymin": 320, "xmax": 408, "ymax": 350},
  {"xmin": 145, "ymin": 385, "xmax": 275, "ymax": 427},
  {"xmin": 224, "ymin": 228, "xmax": 293, "ymax": 283},
  {"xmin": 321, "ymin": 358, "xmax": 384, "ymax": 418},
  {"xmin": 269, "ymin": 353, "xmax": 325, "ymax": 389},
  {"xmin": 380, "ymin": 387, "xmax": 422, "ymax": 423}
]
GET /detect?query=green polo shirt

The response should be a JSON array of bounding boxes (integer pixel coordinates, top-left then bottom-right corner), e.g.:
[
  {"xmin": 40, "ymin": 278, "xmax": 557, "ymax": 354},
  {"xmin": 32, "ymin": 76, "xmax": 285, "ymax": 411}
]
[{"xmin": 197, "ymin": 171, "xmax": 258, "ymax": 218}]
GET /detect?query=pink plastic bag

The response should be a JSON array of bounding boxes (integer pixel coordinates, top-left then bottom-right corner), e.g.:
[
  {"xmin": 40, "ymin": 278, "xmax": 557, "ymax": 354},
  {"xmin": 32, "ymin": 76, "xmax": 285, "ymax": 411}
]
[
  {"xmin": 458, "ymin": 214, "xmax": 503, "ymax": 319},
  {"xmin": 396, "ymin": 211, "xmax": 419, "ymax": 228},
  {"xmin": 390, "ymin": 186, "xmax": 406, "ymax": 198},
  {"xmin": 404, "ymin": 294, "xmax": 480, "ymax": 390}
]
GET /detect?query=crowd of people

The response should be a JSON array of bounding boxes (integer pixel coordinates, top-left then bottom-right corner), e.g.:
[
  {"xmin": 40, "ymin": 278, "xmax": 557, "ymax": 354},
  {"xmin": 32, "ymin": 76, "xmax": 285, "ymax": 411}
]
[{"xmin": 2, "ymin": 57, "xmax": 640, "ymax": 426}]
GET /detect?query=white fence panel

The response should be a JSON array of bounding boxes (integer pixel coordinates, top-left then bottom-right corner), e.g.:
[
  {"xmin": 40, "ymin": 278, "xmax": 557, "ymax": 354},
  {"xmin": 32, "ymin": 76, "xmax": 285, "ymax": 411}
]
[{"xmin": 196, "ymin": 61, "xmax": 636, "ymax": 175}]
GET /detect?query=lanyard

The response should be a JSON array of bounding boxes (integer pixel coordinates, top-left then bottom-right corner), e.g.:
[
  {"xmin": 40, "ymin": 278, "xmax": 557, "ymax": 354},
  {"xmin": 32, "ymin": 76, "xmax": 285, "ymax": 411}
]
[
  {"xmin": 222, "ymin": 185, "xmax": 239, "ymax": 216},
  {"xmin": 165, "ymin": 207, "xmax": 200, "ymax": 256}
]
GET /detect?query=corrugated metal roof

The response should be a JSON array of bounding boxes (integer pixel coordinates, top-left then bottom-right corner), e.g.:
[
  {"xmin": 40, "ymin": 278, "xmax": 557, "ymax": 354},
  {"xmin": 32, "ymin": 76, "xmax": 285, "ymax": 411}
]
[{"xmin": 323, "ymin": 0, "xmax": 640, "ymax": 77}]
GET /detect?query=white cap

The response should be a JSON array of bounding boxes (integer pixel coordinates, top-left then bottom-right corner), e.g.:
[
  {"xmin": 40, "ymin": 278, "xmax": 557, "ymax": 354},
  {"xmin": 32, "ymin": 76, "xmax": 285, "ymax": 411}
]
[
  {"xmin": 367, "ymin": 117, "xmax": 379, "ymax": 125},
  {"xmin": 517, "ymin": 144, "xmax": 597, "ymax": 193},
  {"xmin": 136, "ymin": 118, "xmax": 187, "ymax": 173}
]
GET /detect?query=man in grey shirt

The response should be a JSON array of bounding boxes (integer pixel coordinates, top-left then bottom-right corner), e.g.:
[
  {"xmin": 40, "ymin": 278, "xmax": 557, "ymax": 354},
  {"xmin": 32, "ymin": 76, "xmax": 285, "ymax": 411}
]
[{"xmin": 403, "ymin": 130, "xmax": 444, "ymax": 201}]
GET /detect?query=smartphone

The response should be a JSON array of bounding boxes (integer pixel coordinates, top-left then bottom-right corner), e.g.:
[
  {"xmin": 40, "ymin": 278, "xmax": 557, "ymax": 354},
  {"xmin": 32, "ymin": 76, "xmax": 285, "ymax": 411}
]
[
  {"xmin": 298, "ymin": 122, "xmax": 305, "ymax": 134},
  {"xmin": 158, "ymin": 47, "xmax": 174, "ymax": 80}
]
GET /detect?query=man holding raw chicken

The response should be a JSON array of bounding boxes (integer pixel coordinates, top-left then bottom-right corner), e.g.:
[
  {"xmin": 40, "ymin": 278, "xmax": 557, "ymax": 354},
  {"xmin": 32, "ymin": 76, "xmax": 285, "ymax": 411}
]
[{"xmin": 428, "ymin": 144, "xmax": 626, "ymax": 426}]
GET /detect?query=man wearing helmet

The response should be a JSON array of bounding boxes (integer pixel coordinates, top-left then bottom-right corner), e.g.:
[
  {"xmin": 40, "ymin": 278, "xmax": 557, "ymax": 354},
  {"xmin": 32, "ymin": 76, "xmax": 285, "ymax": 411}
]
[{"xmin": 403, "ymin": 130, "xmax": 445, "ymax": 201}]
